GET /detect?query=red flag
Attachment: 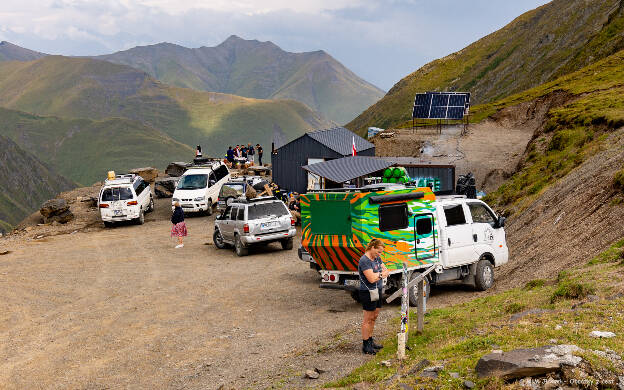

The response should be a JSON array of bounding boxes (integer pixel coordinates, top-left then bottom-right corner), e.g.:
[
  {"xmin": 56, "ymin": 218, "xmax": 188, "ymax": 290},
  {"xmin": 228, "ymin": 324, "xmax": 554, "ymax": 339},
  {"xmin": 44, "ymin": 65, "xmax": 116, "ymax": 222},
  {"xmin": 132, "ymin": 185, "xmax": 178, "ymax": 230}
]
[{"xmin": 352, "ymin": 136, "xmax": 357, "ymax": 156}]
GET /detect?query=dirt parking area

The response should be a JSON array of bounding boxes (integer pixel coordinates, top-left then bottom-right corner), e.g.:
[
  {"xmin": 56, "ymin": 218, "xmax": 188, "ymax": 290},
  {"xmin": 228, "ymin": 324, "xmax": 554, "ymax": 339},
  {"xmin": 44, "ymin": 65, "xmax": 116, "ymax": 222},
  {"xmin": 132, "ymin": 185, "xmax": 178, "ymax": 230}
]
[{"xmin": 2, "ymin": 198, "xmax": 455, "ymax": 389}]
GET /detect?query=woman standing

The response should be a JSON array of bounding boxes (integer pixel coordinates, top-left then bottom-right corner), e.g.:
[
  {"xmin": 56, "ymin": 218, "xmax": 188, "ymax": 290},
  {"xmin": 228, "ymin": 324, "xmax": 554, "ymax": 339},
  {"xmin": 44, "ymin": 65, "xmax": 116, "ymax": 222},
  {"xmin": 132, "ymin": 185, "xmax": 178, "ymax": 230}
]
[
  {"xmin": 358, "ymin": 239, "xmax": 390, "ymax": 354},
  {"xmin": 171, "ymin": 201, "xmax": 187, "ymax": 248}
]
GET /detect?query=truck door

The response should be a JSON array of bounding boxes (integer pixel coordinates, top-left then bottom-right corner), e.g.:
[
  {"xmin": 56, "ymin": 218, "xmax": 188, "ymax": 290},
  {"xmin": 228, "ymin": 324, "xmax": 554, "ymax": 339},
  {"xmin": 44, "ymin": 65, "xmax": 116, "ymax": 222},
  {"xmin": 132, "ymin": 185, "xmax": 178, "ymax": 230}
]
[
  {"xmin": 441, "ymin": 203, "xmax": 478, "ymax": 267},
  {"xmin": 467, "ymin": 202, "xmax": 505, "ymax": 261},
  {"xmin": 221, "ymin": 206, "xmax": 236, "ymax": 240}
]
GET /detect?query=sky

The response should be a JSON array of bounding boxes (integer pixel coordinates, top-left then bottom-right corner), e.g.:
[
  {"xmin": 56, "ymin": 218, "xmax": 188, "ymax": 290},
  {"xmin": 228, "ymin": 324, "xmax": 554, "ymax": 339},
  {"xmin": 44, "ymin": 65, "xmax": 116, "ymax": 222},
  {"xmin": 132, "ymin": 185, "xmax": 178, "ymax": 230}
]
[{"xmin": 0, "ymin": 0, "xmax": 552, "ymax": 91}]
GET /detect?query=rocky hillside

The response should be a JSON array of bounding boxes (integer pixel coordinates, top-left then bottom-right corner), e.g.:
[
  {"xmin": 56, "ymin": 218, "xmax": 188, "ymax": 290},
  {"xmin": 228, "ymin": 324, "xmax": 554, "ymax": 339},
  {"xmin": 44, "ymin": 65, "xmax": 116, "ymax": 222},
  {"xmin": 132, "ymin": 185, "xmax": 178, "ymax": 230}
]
[
  {"xmin": 0, "ymin": 41, "xmax": 46, "ymax": 62},
  {"xmin": 94, "ymin": 36, "xmax": 384, "ymax": 124},
  {"xmin": 347, "ymin": 0, "xmax": 624, "ymax": 135},
  {"xmin": 0, "ymin": 56, "xmax": 332, "ymax": 165},
  {"xmin": 0, "ymin": 134, "xmax": 74, "ymax": 232}
]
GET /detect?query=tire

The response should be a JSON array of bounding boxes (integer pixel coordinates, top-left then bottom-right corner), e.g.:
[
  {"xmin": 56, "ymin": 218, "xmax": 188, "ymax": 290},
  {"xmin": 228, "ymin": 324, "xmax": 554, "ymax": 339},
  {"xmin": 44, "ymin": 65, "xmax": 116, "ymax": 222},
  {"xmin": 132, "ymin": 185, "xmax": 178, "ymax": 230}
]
[
  {"xmin": 136, "ymin": 210, "xmax": 145, "ymax": 225},
  {"xmin": 234, "ymin": 235, "xmax": 248, "ymax": 257},
  {"xmin": 147, "ymin": 197, "xmax": 155, "ymax": 212},
  {"xmin": 350, "ymin": 290, "xmax": 361, "ymax": 303},
  {"xmin": 225, "ymin": 197, "xmax": 234, "ymax": 207},
  {"xmin": 408, "ymin": 272, "xmax": 431, "ymax": 307},
  {"xmin": 475, "ymin": 259, "xmax": 494, "ymax": 291},
  {"xmin": 104, "ymin": 221, "xmax": 114, "ymax": 228},
  {"xmin": 213, "ymin": 229, "xmax": 227, "ymax": 249},
  {"xmin": 281, "ymin": 237, "xmax": 294, "ymax": 250},
  {"xmin": 205, "ymin": 199, "xmax": 213, "ymax": 216}
]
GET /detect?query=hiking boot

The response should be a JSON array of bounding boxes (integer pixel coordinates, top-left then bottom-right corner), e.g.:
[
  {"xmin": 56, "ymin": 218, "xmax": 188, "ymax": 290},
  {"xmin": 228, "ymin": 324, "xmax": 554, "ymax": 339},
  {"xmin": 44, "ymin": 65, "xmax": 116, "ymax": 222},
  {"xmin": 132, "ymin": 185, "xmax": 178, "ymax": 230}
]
[
  {"xmin": 362, "ymin": 339, "xmax": 377, "ymax": 355},
  {"xmin": 368, "ymin": 337, "xmax": 383, "ymax": 350}
]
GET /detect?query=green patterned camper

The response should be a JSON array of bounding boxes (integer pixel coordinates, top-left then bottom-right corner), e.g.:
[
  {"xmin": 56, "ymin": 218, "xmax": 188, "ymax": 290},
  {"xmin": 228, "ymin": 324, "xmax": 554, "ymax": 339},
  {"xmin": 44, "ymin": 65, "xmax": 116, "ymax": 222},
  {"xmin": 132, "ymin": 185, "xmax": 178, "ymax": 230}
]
[{"xmin": 300, "ymin": 187, "xmax": 439, "ymax": 272}]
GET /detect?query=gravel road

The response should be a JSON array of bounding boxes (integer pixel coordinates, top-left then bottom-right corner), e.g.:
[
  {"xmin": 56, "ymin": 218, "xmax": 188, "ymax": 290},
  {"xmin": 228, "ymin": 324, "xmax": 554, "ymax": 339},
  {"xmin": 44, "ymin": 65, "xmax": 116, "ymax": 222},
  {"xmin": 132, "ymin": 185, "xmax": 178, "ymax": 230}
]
[{"xmin": 1, "ymin": 198, "xmax": 445, "ymax": 389}]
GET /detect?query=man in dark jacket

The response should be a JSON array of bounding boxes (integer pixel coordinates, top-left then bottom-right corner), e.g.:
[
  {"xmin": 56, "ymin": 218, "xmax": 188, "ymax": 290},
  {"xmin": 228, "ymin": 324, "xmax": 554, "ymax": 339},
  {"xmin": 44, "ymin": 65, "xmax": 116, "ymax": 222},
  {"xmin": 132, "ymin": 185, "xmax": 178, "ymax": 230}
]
[
  {"xmin": 226, "ymin": 146, "xmax": 234, "ymax": 163},
  {"xmin": 257, "ymin": 144, "xmax": 263, "ymax": 166}
]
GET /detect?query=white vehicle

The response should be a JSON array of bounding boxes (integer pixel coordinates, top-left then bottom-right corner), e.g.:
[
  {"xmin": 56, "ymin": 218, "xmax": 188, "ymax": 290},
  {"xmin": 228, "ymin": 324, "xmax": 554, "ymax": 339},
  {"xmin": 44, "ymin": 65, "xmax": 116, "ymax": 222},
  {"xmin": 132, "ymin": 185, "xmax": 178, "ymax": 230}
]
[
  {"xmin": 297, "ymin": 187, "xmax": 509, "ymax": 304},
  {"xmin": 172, "ymin": 162, "xmax": 230, "ymax": 215},
  {"xmin": 98, "ymin": 174, "xmax": 154, "ymax": 227}
]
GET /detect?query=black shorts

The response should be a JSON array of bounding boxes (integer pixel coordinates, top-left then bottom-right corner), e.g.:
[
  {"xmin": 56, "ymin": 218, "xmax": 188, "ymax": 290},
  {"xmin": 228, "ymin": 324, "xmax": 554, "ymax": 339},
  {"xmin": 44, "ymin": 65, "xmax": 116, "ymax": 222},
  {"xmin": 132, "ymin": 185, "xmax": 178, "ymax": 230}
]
[{"xmin": 359, "ymin": 288, "xmax": 383, "ymax": 311}]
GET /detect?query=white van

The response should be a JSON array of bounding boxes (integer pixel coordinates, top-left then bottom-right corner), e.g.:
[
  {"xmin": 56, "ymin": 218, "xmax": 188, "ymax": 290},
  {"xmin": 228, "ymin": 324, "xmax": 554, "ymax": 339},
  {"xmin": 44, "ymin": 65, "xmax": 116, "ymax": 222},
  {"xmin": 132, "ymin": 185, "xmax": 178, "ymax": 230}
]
[
  {"xmin": 98, "ymin": 174, "xmax": 154, "ymax": 227},
  {"xmin": 172, "ymin": 162, "xmax": 230, "ymax": 215}
]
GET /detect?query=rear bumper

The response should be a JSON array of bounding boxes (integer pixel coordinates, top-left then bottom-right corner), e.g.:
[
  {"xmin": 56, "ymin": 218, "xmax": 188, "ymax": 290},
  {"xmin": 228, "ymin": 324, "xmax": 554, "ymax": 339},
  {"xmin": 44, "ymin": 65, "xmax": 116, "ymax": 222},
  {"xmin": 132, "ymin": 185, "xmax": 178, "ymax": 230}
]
[
  {"xmin": 100, "ymin": 209, "xmax": 140, "ymax": 222},
  {"xmin": 240, "ymin": 228, "xmax": 296, "ymax": 245}
]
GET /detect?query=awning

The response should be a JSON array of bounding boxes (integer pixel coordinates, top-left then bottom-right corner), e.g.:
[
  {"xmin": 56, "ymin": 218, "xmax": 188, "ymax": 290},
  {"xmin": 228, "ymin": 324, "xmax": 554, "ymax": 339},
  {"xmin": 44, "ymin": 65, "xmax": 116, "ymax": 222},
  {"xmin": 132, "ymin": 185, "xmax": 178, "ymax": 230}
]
[{"xmin": 301, "ymin": 156, "xmax": 393, "ymax": 183}]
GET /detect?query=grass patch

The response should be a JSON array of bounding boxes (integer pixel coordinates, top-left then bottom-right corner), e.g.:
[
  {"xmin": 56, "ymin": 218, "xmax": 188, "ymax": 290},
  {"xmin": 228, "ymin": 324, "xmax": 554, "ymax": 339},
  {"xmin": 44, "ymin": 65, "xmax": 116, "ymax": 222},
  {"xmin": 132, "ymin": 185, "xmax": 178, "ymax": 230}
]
[
  {"xmin": 588, "ymin": 237, "xmax": 624, "ymax": 265},
  {"xmin": 524, "ymin": 279, "xmax": 546, "ymax": 290},
  {"xmin": 613, "ymin": 168, "xmax": 624, "ymax": 192},
  {"xmin": 326, "ymin": 240, "xmax": 624, "ymax": 389}
]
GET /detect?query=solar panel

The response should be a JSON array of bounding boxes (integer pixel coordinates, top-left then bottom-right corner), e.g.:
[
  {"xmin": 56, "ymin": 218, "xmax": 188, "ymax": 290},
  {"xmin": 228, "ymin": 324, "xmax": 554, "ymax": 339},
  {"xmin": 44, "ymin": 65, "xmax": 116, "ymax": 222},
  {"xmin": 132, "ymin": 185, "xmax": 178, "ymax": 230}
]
[{"xmin": 412, "ymin": 92, "xmax": 470, "ymax": 120}]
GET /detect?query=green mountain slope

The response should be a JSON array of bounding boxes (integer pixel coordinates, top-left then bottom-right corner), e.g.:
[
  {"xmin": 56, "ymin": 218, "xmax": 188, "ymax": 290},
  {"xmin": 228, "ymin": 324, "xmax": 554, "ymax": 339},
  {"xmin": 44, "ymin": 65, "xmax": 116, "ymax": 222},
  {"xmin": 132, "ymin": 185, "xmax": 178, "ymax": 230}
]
[
  {"xmin": 0, "ymin": 107, "xmax": 195, "ymax": 186},
  {"xmin": 347, "ymin": 0, "xmax": 624, "ymax": 135},
  {"xmin": 94, "ymin": 36, "xmax": 384, "ymax": 124},
  {"xmin": 0, "ymin": 41, "xmax": 47, "ymax": 61},
  {"xmin": 0, "ymin": 134, "xmax": 75, "ymax": 231},
  {"xmin": 0, "ymin": 56, "xmax": 333, "ymax": 158},
  {"xmin": 472, "ymin": 48, "xmax": 624, "ymax": 214}
]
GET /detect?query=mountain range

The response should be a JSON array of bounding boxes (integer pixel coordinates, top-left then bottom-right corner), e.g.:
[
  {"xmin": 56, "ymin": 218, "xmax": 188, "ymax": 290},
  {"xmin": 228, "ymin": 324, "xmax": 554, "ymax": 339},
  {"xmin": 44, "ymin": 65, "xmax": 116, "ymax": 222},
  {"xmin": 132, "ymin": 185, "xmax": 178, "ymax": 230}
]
[{"xmin": 347, "ymin": 0, "xmax": 624, "ymax": 135}]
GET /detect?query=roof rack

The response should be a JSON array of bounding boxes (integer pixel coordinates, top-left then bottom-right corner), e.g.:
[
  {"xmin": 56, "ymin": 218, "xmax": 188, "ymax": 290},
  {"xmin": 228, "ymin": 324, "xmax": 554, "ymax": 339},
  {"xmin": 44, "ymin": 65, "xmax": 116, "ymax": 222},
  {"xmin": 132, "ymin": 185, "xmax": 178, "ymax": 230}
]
[
  {"xmin": 232, "ymin": 196, "xmax": 278, "ymax": 204},
  {"xmin": 104, "ymin": 173, "xmax": 137, "ymax": 185}
]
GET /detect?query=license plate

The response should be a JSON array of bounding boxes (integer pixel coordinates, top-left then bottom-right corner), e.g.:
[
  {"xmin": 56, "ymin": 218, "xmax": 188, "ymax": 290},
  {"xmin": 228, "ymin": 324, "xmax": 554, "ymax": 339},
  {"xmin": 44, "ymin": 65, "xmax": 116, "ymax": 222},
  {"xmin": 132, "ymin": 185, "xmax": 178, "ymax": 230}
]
[
  {"xmin": 344, "ymin": 279, "xmax": 360, "ymax": 287},
  {"xmin": 113, "ymin": 209, "xmax": 123, "ymax": 216},
  {"xmin": 261, "ymin": 222, "xmax": 277, "ymax": 230}
]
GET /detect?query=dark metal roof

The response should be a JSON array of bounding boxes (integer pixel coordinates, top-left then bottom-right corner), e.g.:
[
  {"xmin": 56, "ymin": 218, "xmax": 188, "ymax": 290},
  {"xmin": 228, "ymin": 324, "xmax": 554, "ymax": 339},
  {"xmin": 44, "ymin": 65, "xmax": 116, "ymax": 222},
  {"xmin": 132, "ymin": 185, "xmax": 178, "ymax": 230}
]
[
  {"xmin": 306, "ymin": 127, "xmax": 374, "ymax": 156},
  {"xmin": 302, "ymin": 156, "xmax": 393, "ymax": 183}
]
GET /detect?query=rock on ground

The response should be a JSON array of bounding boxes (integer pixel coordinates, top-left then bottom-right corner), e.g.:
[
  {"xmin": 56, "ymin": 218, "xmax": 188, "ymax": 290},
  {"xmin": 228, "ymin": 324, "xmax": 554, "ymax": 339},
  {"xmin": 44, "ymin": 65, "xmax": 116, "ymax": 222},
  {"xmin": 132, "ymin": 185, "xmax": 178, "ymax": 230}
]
[
  {"xmin": 129, "ymin": 167, "xmax": 159, "ymax": 183},
  {"xmin": 40, "ymin": 199, "xmax": 69, "ymax": 218},
  {"xmin": 154, "ymin": 177, "xmax": 179, "ymax": 198}
]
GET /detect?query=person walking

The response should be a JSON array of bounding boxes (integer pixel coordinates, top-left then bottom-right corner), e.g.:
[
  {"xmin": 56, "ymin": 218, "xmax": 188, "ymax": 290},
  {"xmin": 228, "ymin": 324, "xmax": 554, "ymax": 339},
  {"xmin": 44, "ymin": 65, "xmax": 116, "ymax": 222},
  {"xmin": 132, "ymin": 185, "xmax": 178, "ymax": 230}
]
[
  {"xmin": 171, "ymin": 201, "xmax": 187, "ymax": 248},
  {"xmin": 247, "ymin": 143, "xmax": 255, "ymax": 164},
  {"xmin": 257, "ymin": 144, "xmax": 263, "ymax": 166},
  {"xmin": 226, "ymin": 146, "xmax": 234, "ymax": 164},
  {"xmin": 358, "ymin": 239, "xmax": 389, "ymax": 354}
]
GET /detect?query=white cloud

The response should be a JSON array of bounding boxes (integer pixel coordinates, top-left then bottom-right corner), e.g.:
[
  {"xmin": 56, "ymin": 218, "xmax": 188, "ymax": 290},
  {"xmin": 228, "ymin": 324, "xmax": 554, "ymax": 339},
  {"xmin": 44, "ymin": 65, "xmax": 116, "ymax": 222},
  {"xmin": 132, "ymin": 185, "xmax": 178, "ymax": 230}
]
[{"xmin": 0, "ymin": 0, "xmax": 552, "ymax": 90}]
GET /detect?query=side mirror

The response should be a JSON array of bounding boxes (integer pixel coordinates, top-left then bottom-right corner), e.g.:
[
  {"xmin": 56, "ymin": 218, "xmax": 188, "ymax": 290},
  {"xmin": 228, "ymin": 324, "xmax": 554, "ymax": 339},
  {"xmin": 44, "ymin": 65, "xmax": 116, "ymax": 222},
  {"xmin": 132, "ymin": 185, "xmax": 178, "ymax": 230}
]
[
  {"xmin": 209, "ymin": 180, "xmax": 216, "ymax": 187},
  {"xmin": 416, "ymin": 217, "xmax": 433, "ymax": 236},
  {"xmin": 495, "ymin": 216, "xmax": 506, "ymax": 229}
]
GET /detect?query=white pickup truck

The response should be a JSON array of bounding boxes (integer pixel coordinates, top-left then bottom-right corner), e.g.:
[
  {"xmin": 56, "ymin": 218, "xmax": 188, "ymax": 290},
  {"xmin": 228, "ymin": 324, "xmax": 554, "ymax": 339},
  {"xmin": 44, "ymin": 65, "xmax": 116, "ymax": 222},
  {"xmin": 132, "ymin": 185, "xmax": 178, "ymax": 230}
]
[{"xmin": 297, "ymin": 187, "xmax": 509, "ymax": 305}]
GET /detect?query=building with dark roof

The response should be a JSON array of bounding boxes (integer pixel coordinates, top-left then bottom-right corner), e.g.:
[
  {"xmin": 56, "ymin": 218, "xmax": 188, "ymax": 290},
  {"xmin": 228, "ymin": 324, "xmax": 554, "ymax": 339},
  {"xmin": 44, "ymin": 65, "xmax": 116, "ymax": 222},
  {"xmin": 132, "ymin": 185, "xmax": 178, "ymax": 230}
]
[{"xmin": 271, "ymin": 127, "xmax": 374, "ymax": 193}]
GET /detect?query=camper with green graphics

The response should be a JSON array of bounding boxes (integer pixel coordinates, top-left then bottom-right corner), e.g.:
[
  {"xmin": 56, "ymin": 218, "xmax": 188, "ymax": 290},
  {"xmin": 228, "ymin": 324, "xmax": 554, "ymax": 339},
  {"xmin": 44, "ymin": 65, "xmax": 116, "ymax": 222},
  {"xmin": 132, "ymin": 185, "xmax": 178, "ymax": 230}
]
[{"xmin": 297, "ymin": 185, "xmax": 509, "ymax": 304}]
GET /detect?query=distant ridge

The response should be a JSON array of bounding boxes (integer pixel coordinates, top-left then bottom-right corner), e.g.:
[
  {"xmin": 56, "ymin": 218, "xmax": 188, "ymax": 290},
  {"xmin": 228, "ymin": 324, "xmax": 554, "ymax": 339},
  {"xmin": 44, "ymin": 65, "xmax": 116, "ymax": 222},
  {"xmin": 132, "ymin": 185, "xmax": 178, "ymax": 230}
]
[
  {"xmin": 347, "ymin": 0, "xmax": 624, "ymax": 134},
  {"xmin": 0, "ymin": 41, "xmax": 47, "ymax": 62},
  {"xmin": 94, "ymin": 35, "xmax": 384, "ymax": 124}
]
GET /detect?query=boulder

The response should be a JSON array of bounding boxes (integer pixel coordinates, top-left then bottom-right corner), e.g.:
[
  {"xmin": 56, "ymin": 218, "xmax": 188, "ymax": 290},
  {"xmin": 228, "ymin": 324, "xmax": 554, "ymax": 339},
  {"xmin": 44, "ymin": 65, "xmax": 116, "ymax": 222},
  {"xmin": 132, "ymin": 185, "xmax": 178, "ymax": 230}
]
[
  {"xmin": 129, "ymin": 167, "xmax": 159, "ymax": 183},
  {"xmin": 45, "ymin": 210, "xmax": 74, "ymax": 224},
  {"xmin": 476, "ymin": 346, "xmax": 579, "ymax": 380},
  {"xmin": 40, "ymin": 199, "xmax": 69, "ymax": 218},
  {"xmin": 165, "ymin": 162, "xmax": 189, "ymax": 177},
  {"xmin": 155, "ymin": 177, "xmax": 179, "ymax": 198}
]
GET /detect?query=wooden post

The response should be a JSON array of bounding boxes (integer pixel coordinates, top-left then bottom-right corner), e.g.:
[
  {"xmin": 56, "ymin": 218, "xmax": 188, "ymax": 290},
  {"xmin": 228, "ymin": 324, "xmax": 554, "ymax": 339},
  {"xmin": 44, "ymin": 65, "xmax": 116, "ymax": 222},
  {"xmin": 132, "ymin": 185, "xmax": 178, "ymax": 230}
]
[
  {"xmin": 398, "ymin": 263, "xmax": 409, "ymax": 360},
  {"xmin": 417, "ymin": 279, "xmax": 424, "ymax": 333}
]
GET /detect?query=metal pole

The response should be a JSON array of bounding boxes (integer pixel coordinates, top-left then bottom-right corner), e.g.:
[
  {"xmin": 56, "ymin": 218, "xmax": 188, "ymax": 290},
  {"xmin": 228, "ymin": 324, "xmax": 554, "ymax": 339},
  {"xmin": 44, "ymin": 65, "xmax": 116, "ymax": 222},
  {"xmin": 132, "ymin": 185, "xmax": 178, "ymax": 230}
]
[
  {"xmin": 417, "ymin": 279, "xmax": 424, "ymax": 333},
  {"xmin": 398, "ymin": 263, "xmax": 409, "ymax": 360}
]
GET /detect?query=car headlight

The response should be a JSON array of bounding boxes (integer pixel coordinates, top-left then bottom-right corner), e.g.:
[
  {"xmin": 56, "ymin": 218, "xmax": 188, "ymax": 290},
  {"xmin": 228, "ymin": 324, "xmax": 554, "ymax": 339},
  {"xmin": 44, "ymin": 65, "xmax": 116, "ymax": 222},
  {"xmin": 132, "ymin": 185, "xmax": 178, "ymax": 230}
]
[
  {"xmin": 172, "ymin": 198, "xmax": 179, "ymax": 202},
  {"xmin": 194, "ymin": 196, "xmax": 205, "ymax": 201}
]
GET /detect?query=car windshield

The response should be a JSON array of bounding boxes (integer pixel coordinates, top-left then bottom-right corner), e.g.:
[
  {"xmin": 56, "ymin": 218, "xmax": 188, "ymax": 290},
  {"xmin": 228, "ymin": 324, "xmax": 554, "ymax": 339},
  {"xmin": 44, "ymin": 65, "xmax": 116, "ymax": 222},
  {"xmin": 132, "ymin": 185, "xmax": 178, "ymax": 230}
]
[
  {"xmin": 220, "ymin": 183, "xmax": 245, "ymax": 197},
  {"xmin": 177, "ymin": 174, "xmax": 208, "ymax": 190},
  {"xmin": 101, "ymin": 187, "xmax": 134, "ymax": 201},
  {"xmin": 248, "ymin": 201, "xmax": 289, "ymax": 220}
]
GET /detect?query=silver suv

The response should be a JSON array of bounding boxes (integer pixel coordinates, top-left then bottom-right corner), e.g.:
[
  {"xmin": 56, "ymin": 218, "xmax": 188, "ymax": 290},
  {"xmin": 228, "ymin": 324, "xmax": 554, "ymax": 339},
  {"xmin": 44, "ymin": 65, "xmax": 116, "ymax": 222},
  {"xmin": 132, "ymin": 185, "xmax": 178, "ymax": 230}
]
[{"xmin": 213, "ymin": 196, "xmax": 296, "ymax": 256}]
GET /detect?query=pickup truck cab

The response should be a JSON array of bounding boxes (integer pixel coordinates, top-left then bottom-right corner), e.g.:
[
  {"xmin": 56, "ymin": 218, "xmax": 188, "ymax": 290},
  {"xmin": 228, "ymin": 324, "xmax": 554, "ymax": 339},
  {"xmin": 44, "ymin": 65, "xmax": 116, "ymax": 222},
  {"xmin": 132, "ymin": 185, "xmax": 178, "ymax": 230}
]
[
  {"xmin": 172, "ymin": 162, "xmax": 230, "ymax": 215},
  {"xmin": 297, "ymin": 186, "xmax": 508, "ymax": 305}
]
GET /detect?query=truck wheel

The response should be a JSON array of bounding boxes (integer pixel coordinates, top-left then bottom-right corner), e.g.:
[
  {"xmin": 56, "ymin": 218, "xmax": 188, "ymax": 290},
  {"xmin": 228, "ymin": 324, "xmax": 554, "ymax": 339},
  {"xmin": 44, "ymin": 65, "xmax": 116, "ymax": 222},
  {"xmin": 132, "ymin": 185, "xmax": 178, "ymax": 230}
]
[
  {"xmin": 350, "ymin": 290, "xmax": 361, "ymax": 303},
  {"xmin": 408, "ymin": 272, "xmax": 431, "ymax": 307},
  {"xmin": 147, "ymin": 197, "xmax": 155, "ymax": 212},
  {"xmin": 205, "ymin": 199, "xmax": 213, "ymax": 216},
  {"xmin": 475, "ymin": 259, "xmax": 494, "ymax": 291},
  {"xmin": 281, "ymin": 237, "xmax": 294, "ymax": 250},
  {"xmin": 234, "ymin": 235, "xmax": 248, "ymax": 257},
  {"xmin": 213, "ymin": 229, "xmax": 227, "ymax": 249},
  {"xmin": 136, "ymin": 210, "xmax": 145, "ymax": 225}
]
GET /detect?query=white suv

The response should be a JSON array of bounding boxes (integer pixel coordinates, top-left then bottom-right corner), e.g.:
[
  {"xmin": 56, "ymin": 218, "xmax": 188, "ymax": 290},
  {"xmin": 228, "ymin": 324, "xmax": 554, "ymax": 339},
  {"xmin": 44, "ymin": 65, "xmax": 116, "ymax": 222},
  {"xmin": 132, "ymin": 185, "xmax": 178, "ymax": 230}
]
[
  {"xmin": 98, "ymin": 174, "xmax": 154, "ymax": 227},
  {"xmin": 172, "ymin": 162, "xmax": 230, "ymax": 215}
]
